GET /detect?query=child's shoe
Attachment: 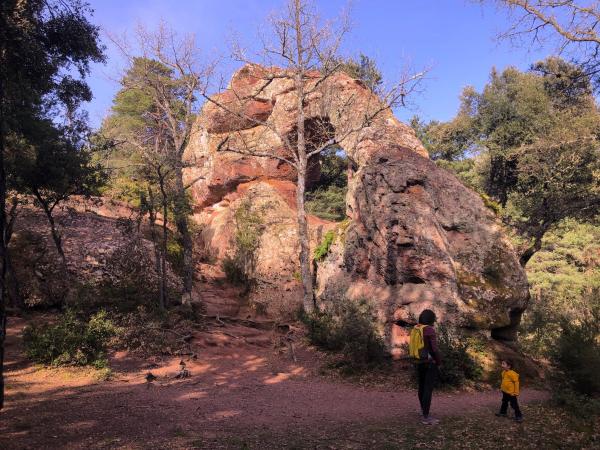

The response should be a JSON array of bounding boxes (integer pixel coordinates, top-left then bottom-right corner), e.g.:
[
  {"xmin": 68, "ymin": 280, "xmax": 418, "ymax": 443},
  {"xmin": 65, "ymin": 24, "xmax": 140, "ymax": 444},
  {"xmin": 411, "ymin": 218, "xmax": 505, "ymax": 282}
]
[
  {"xmin": 495, "ymin": 413, "xmax": 507, "ymax": 417},
  {"xmin": 515, "ymin": 416, "xmax": 523, "ymax": 423}
]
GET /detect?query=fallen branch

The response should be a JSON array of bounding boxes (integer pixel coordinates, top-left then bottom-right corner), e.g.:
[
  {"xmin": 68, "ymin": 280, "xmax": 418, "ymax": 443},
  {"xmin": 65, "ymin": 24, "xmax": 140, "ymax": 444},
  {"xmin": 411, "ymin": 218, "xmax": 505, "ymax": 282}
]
[
  {"xmin": 144, "ymin": 326, "xmax": 193, "ymax": 342},
  {"xmin": 205, "ymin": 330, "xmax": 244, "ymax": 340}
]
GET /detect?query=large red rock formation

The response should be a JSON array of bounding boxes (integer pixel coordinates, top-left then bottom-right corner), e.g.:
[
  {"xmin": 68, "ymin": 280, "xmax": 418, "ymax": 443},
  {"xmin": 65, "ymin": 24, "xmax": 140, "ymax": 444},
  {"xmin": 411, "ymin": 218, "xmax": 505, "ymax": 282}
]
[{"xmin": 183, "ymin": 64, "xmax": 529, "ymax": 348}]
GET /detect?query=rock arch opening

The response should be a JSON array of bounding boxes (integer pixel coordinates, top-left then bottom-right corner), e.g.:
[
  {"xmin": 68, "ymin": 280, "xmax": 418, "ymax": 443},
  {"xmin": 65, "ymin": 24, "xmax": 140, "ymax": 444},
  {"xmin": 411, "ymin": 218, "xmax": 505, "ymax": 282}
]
[{"xmin": 291, "ymin": 117, "xmax": 354, "ymax": 223}]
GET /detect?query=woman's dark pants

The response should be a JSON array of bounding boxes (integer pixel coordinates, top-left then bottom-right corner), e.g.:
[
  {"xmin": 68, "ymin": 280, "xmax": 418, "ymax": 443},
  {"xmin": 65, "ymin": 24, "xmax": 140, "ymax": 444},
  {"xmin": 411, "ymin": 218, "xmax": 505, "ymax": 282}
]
[{"xmin": 417, "ymin": 362, "xmax": 438, "ymax": 418}]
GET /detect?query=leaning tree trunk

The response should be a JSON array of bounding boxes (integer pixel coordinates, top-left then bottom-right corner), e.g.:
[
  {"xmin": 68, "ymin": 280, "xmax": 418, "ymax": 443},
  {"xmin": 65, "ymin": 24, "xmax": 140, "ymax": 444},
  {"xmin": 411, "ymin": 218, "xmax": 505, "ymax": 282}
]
[
  {"xmin": 34, "ymin": 195, "xmax": 67, "ymax": 267},
  {"xmin": 173, "ymin": 169, "xmax": 194, "ymax": 304},
  {"xmin": 0, "ymin": 79, "xmax": 7, "ymax": 410},
  {"xmin": 519, "ymin": 233, "xmax": 544, "ymax": 267}
]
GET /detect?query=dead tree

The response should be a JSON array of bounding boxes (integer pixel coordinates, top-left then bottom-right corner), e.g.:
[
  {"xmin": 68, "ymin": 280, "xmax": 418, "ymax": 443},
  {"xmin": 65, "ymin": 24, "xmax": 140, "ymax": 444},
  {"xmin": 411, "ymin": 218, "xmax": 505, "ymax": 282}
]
[
  {"xmin": 202, "ymin": 0, "xmax": 427, "ymax": 313},
  {"xmin": 488, "ymin": 1, "xmax": 600, "ymax": 81}
]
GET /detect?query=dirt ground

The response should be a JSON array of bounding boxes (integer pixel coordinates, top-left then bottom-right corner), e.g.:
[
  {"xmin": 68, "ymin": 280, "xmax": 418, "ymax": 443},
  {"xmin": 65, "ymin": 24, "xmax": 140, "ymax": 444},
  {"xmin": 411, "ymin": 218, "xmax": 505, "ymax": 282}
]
[{"xmin": 0, "ymin": 316, "xmax": 549, "ymax": 450}]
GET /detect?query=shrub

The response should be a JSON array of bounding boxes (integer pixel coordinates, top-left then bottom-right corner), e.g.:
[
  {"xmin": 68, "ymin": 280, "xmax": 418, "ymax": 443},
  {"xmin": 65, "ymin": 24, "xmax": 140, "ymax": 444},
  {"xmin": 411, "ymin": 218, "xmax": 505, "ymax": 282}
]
[
  {"xmin": 436, "ymin": 323, "xmax": 482, "ymax": 386},
  {"xmin": 166, "ymin": 238, "xmax": 185, "ymax": 277},
  {"xmin": 521, "ymin": 220, "xmax": 600, "ymax": 359},
  {"xmin": 112, "ymin": 305, "xmax": 200, "ymax": 356},
  {"xmin": 222, "ymin": 198, "xmax": 268, "ymax": 288},
  {"xmin": 313, "ymin": 230, "xmax": 336, "ymax": 262},
  {"xmin": 552, "ymin": 386, "xmax": 600, "ymax": 417},
  {"xmin": 552, "ymin": 291, "xmax": 600, "ymax": 400},
  {"xmin": 479, "ymin": 192, "xmax": 502, "ymax": 215},
  {"xmin": 221, "ymin": 256, "xmax": 247, "ymax": 286},
  {"xmin": 302, "ymin": 297, "xmax": 386, "ymax": 372},
  {"xmin": 23, "ymin": 310, "xmax": 117, "ymax": 367}
]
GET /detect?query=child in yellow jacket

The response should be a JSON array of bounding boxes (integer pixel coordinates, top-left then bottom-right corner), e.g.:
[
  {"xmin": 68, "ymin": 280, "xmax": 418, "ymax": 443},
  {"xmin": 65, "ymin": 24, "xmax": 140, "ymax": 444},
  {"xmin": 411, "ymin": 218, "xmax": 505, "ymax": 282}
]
[{"xmin": 495, "ymin": 359, "xmax": 523, "ymax": 422}]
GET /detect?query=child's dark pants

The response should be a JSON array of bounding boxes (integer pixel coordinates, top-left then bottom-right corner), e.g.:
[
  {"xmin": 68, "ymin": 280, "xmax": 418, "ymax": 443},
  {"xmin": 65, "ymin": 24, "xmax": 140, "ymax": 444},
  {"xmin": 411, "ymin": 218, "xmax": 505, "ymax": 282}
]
[
  {"xmin": 500, "ymin": 392, "xmax": 522, "ymax": 418},
  {"xmin": 417, "ymin": 362, "xmax": 438, "ymax": 418}
]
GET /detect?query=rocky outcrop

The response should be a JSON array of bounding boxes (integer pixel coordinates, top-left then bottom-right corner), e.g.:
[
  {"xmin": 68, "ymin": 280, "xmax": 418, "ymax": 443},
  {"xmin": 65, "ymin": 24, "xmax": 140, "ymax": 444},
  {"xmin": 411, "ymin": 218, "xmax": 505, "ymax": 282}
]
[
  {"xmin": 183, "ymin": 64, "xmax": 529, "ymax": 348},
  {"xmin": 9, "ymin": 197, "xmax": 181, "ymax": 308},
  {"xmin": 316, "ymin": 147, "xmax": 529, "ymax": 350}
]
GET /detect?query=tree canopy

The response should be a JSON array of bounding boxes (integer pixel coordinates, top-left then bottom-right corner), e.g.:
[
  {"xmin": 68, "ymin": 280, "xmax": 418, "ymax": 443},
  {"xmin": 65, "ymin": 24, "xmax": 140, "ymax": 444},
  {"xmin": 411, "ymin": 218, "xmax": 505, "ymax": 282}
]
[
  {"xmin": 415, "ymin": 57, "xmax": 600, "ymax": 266},
  {"xmin": 0, "ymin": 0, "xmax": 105, "ymax": 410}
]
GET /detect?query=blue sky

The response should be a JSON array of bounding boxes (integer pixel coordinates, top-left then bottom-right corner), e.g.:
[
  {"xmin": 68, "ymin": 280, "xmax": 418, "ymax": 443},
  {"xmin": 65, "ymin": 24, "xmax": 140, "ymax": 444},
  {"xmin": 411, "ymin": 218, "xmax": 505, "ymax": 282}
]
[{"xmin": 84, "ymin": 0, "xmax": 551, "ymax": 129}]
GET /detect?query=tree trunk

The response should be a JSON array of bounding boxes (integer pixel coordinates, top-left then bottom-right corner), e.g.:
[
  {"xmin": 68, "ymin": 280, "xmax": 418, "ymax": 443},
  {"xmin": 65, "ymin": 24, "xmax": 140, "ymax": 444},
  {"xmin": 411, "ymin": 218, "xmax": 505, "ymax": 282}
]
[
  {"xmin": 5, "ymin": 251, "xmax": 23, "ymax": 309},
  {"xmin": 519, "ymin": 233, "xmax": 545, "ymax": 267},
  {"xmin": 296, "ymin": 169, "xmax": 315, "ymax": 313},
  {"xmin": 35, "ymin": 194, "xmax": 67, "ymax": 267},
  {"xmin": 158, "ymin": 176, "xmax": 169, "ymax": 310},
  {"xmin": 173, "ymin": 168, "xmax": 193, "ymax": 304},
  {"xmin": 293, "ymin": 61, "xmax": 315, "ymax": 313},
  {"xmin": 0, "ymin": 76, "xmax": 7, "ymax": 410},
  {"xmin": 147, "ymin": 187, "xmax": 165, "ymax": 310}
]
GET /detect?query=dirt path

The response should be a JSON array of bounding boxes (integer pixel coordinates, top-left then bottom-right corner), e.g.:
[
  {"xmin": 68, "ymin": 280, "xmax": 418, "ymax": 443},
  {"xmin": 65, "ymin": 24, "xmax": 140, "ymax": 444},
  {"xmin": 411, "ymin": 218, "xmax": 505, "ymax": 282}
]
[{"xmin": 0, "ymin": 316, "xmax": 549, "ymax": 450}]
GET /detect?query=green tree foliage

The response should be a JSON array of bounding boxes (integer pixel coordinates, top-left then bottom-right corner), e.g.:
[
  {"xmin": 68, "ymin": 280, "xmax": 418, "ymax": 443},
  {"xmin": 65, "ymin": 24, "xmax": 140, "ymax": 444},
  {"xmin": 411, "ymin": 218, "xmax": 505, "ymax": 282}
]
[
  {"xmin": 306, "ymin": 148, "xmax": 348, "ymax": 222},
  {"xmin": 103, "ymin": 56, "xmax": 193, "ymax": 309},
  {"xmin": 521, "ymin": 220, "xmax": 600, "ymax": 356},
  {"xmin": 416, "ymin": 58, "xmax": 600, "ymax": 266},
  {"xmin": 102, "ymin": 33, "xmax": 210, "ymax": 301},
  {"xmin": 222, "ymin": 198, "xmax": 267, "ymax": 288},
  {"xmin": 8, "ymin": 122, "xmax": 106, "ymax": 263},
  {"xmin": 0, "ymin": 0, "xmax": 104, "ymax": 409},
  {"xmin": 327, "ymin": 54, "xmax": 383, "ymax": 93}
]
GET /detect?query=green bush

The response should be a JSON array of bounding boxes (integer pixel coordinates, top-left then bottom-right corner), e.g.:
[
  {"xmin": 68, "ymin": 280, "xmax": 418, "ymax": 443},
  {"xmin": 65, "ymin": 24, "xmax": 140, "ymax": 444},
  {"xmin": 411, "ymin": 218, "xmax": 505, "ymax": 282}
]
[
  {"xmin": 302, "ymin": 297, "xmax": 386, "ymax": 372},
  {"xmin": 313, "ymin": 230, "xmax": 336, "ymax": 262},
  {"xmin": 552, "ymin": 295, "xmax": 600, "ymax": 399},
  {"xmin": 23, "ymin": 310, "xmax": 117, "ymax": 367},
  {"xmin": 222, "ymin": 198, "xmax": 267, "ymax": 288},
  {"xmin": 112, "ymin": 305, "xmax": 200, "ymax": 357},
  {"xmin": 436, "ymin": 323, "xmax": 482, "ymax": 386},
  {"xmin": 222, "ymin": 256, "xmax": 247, "ymax": 286},
  {"xmin": 552, "ymin": 386, "xmax": 600, "ymax": 417},
  {"xmin": 521, "ymin": 220, "xmax": 600, "ymax": 359}
]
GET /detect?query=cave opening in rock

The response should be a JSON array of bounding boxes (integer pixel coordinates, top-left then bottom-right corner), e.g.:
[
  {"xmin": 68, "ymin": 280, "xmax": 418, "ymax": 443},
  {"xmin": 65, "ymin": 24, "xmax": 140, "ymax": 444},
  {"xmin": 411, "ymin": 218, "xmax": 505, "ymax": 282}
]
[
  {"xmin": 297, "ymin": 117, "xmax": 353, "ymax": 223},
  {"xmin": 491, "ymin": 307, "xmax": 524, "ymax": 342}
]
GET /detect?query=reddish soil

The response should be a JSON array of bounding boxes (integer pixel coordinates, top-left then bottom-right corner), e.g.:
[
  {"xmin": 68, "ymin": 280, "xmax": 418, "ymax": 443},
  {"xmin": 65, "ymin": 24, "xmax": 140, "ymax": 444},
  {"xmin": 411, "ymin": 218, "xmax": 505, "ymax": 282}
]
[{"xmin": 0, "ymin": 315, "xmax": 549, "ymax": 450}]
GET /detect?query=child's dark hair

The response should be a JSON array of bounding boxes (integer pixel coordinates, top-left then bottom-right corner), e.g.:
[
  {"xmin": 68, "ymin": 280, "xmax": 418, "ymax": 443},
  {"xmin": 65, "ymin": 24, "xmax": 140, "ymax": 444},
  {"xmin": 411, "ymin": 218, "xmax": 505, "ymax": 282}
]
[
  {"xmin": 502, "ymin": 359, "xmax": 514, "ymax": 368},
  {"xmin": 418, "ymin": 309, "xmax": 436, "ymax": 326}
]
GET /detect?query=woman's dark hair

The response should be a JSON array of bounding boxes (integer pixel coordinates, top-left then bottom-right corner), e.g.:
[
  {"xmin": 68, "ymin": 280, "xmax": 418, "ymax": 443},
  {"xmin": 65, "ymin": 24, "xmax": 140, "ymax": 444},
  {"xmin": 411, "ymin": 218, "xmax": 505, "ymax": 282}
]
[{"xmin": 418, "ymin": 309, "xmax": 436, "ymax": 326}]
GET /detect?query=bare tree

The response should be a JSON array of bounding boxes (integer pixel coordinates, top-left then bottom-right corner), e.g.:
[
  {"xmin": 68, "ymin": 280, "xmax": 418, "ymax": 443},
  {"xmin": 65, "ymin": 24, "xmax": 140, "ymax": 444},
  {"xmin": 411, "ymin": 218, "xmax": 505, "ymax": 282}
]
[
  {"xmin": 139, "ymin": 162, "xmax": 172, "ymax": 310},
  {"xmin": 486, "ymin": 1, "xmax": 600, "ymax": 81},
  {"xmin": 201, "ymin": 0, "xmax": 427, "ymax": 313},
  {"xmin": 109, "ymin": 24, "xmax": 214, "ymax": 304}
]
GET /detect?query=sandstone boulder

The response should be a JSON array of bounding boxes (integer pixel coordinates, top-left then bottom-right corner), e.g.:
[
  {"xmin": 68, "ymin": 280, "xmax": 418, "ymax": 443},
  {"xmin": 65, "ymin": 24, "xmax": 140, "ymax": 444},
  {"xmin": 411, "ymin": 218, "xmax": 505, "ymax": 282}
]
[{"xmin": 184, "ymin": 63, "xmax": 529, "ymax": 348}]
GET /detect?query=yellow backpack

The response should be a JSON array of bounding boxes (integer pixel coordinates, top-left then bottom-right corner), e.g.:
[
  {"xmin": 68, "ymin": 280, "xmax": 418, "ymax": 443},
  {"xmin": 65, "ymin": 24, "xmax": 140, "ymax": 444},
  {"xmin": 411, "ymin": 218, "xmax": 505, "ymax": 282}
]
[{"xmin": 409, "ymin": 324, "xmax": 428, "ymax": 360}]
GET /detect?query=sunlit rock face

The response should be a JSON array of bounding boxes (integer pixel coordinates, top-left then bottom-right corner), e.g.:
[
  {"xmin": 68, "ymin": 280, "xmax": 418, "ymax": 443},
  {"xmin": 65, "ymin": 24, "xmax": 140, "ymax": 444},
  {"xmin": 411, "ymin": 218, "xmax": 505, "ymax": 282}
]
[{"xmin": 184, "ymin": 63, "xmax": 529, "ymax": 347}]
